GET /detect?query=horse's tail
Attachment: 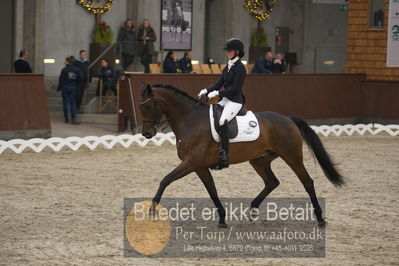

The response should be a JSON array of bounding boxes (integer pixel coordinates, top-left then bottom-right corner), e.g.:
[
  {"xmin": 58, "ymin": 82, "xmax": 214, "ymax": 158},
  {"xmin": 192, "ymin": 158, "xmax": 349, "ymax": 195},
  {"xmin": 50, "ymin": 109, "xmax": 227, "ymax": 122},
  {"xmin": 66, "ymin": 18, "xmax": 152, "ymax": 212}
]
[{"xmin": 289, "ymin": 116, "xmax": 345, "ymax": 187}]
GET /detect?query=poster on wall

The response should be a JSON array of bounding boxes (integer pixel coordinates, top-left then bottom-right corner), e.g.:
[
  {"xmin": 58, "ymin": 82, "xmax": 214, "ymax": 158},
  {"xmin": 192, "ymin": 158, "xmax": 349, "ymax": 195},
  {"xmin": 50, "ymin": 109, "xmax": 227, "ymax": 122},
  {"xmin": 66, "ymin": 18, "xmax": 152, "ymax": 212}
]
[
  {"xmin": 387, "ymin": 0, "xmax": 399, "ymax": 67},
  {"xmin": 161, "ymin": 0, "xmax": 193, "ymax": 51}
]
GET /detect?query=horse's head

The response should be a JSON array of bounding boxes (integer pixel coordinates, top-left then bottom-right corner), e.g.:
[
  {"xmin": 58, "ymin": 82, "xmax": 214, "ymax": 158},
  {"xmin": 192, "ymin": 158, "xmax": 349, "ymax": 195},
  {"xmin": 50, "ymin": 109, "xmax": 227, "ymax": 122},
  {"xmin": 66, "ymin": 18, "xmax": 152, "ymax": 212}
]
[{"xmin": 139, "ymin": 83, "xmax": 166, "ymax": 139}]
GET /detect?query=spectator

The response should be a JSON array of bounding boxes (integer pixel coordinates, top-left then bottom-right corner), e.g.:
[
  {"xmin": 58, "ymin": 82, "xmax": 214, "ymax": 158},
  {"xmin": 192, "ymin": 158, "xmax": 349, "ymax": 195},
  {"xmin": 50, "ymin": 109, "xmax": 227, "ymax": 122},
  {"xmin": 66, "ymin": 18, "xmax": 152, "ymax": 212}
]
[
  {"xmin": 14, "ymin": 49, "xmax": 32, "ymax": 73},
  {"xmin": 74, "ymin": 50, "xmax": 90, "ymax": 112},
  {"xmin": 163, "ymin": 51, "xmax": 179, "ymax": 73},
  {"xmin": 272, "ymin": 52, "xmax": 286, "ymax": 74},
  {"xmin": 118, "ymin": 19, "xmax": 136, "ymax": 70},
  {"xmin": 251, "ymin": 51, "xmax": 273, "ymax": 74},
  {"xmin": 178, "ymin": 51, "xmax": 193, "ymax": 73},
  {"xmin": 137, "ymin": 19, "xmax": 157, "ymax": 73},
  {"xmin": 57, "ymin": 56, "xmax": 82, "ymax": 125},
  {"xmin": 99, "ymin": 59, "xmax": 117, "ymax": 95}
]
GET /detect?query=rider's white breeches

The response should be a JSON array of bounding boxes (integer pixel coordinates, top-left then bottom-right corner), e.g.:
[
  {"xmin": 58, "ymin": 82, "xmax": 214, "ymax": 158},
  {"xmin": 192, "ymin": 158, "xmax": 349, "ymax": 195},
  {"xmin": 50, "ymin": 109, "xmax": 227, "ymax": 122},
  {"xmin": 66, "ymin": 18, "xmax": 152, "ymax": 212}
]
[{"xmin": 218, "ymin": 97, "xmax": 243, "ymax": 126}]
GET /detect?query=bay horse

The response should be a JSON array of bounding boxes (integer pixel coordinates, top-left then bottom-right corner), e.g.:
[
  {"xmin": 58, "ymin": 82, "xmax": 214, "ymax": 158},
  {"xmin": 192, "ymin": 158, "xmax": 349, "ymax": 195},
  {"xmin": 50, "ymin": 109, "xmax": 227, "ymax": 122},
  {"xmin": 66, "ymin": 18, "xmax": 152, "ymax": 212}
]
[{"xmin": 139, "ymin": 83, "xmax": 345, "ymax": 227}]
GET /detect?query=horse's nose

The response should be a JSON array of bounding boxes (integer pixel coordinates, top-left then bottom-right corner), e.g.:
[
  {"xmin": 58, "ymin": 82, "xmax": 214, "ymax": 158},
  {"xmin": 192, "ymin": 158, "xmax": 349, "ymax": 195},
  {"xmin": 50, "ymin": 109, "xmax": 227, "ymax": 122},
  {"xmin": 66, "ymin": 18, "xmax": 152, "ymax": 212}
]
[{"xmin": 142, "ymin": 132, "xmax": 153, "ymax": 139}]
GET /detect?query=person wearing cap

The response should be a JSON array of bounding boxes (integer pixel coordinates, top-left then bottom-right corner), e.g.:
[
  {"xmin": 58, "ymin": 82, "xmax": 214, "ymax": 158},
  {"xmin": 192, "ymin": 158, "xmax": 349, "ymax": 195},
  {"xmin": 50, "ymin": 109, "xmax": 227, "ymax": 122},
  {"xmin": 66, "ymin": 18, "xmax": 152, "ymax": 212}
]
[{"xmin": 197, "ymin": 38, "xmax": 247, "ymax": 170}]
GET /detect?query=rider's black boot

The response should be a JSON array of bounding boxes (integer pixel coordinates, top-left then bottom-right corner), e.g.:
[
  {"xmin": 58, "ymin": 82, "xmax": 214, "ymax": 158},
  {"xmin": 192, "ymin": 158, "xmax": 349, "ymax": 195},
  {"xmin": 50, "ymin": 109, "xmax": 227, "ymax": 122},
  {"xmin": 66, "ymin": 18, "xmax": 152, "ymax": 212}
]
[{"xmin": 216, "ymin": 121, "xmax": 229, "ymax": 169}]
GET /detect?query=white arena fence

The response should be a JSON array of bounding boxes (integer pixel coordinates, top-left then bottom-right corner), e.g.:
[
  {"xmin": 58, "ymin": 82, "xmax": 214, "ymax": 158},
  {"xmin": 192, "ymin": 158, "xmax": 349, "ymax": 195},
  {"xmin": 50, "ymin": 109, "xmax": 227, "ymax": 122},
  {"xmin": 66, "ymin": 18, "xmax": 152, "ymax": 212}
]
[{"xmin": 0, "ymin": 124, "xmax": 398, "ymax": 155}]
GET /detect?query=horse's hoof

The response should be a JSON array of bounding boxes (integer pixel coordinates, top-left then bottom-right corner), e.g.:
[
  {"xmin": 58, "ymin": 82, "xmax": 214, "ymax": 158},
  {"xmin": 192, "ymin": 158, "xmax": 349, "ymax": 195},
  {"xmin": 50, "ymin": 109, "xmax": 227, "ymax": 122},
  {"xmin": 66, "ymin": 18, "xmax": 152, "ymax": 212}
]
[
  {"xmin": 218, "ymin": 223, "xmax": 228, "ymax": 228},
  {"xmin": 318, "ymin": 220, "xmax": 327, "ymax": 227}
]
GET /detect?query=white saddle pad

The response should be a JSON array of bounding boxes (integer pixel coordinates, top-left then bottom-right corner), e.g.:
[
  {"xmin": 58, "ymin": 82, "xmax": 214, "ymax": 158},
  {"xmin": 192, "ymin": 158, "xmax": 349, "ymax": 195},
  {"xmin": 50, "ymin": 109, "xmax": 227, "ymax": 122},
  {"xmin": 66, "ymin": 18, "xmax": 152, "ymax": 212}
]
[{"xmin": 209, "ymin": 105, "xmax": 260, "ymax": 143}]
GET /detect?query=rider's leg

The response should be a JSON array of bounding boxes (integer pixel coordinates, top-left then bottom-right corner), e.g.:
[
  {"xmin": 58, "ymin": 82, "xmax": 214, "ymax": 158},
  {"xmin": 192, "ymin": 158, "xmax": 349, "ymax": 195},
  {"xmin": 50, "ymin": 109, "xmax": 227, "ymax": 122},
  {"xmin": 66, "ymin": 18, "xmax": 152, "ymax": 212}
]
[
  {"xmin": 219, "ymin": 99, "xmax": 243, "ymax": 126},
  {"xmin": 216, "ymin": 98, "xmax": 242, "ymax": 169}
]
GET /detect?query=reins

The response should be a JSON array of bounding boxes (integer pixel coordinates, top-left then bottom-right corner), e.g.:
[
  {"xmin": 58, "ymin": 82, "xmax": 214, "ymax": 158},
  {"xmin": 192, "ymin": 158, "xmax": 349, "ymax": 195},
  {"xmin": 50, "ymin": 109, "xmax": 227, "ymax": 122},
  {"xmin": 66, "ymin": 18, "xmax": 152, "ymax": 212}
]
[{"xmin": 139, "ymin": 96, "xmax": 201, "ymax": 132}]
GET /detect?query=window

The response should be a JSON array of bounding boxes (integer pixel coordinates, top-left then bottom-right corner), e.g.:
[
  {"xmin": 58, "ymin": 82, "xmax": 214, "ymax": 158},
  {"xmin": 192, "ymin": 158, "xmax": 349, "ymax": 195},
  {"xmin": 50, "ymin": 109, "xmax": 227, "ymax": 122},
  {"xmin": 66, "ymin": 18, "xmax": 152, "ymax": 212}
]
[{"xmin": 369, "ymin": 0, "xmax": 385, "ymax": 29}]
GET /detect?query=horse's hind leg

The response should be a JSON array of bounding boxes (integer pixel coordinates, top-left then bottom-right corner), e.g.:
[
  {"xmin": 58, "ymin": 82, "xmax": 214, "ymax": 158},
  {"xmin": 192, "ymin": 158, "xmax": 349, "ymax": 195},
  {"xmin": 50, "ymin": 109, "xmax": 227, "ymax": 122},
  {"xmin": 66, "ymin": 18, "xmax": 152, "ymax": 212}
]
[
  {"xmin": 195, "ymin": 168, "xmax": 227, "ymax": 228},
  {"xmin": 283, "ymin": 156, "xmax": 325, "ymax": 226},
  {"xmin": 249, "ymin": 157, "xmax": 280, "ymax": 210}
]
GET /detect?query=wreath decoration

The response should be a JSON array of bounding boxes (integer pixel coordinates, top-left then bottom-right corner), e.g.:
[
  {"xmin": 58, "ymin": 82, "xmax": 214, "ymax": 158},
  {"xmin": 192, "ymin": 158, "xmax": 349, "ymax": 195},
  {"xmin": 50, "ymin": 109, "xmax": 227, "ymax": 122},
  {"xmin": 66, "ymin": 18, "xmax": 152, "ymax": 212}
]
[
  {"xmin": 244, "ymin": 0, "xmax": 277, "ymax": 21},
  {"xmin": 76, "ymin": 0, "xmax": 114, "ymax": 14}
]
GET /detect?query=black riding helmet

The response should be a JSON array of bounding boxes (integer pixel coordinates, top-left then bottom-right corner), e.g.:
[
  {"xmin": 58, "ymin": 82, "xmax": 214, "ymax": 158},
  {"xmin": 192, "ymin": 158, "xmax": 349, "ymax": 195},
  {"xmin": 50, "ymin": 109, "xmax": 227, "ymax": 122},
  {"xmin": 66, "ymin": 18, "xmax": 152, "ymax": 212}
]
[{"xmin": 224, "ymin": 38, "xmax": 245, "ymax": 58}]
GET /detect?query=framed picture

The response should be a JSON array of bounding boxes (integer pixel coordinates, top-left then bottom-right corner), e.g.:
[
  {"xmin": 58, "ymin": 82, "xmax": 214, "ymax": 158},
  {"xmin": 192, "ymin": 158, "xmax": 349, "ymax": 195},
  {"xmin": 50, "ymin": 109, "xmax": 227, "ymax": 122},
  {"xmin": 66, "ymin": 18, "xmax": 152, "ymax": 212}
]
[{"xmin": 161, "ymin": 0, "xmax": 193, "ymax": 51}]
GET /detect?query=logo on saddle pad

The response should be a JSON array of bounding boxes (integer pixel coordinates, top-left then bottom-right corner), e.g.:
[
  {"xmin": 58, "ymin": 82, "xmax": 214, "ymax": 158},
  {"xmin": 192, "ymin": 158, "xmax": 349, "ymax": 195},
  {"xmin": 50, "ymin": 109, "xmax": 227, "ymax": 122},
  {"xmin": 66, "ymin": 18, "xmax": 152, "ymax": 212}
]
[
  {"xmin": 209, "ymin": 105, "xmax": 260, "ymax": 143},
  {"xmin": 249, "ymin": 121, "xmax": 257, "ymax": 128}
]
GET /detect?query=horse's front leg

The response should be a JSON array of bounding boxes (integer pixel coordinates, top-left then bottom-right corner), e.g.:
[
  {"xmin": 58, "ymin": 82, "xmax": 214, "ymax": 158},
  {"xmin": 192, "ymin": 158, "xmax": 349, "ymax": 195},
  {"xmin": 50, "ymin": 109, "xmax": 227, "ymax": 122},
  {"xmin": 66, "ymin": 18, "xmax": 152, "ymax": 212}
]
[
  {"xmin": 195, "ymin": 168, "xmax": 227, "ymax": 228},
  {"xmin": 151, "ymin": 161, "xmax": 194, "ymax": 209}
]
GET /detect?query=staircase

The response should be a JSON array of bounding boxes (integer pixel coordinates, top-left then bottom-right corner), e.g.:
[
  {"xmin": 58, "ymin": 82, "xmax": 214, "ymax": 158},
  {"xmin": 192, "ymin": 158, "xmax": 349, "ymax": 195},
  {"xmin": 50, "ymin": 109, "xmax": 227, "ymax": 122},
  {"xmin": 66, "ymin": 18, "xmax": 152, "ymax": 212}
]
[{"xmin": 45, "ymin": 77, "xmax": 118, "ymax": 132}]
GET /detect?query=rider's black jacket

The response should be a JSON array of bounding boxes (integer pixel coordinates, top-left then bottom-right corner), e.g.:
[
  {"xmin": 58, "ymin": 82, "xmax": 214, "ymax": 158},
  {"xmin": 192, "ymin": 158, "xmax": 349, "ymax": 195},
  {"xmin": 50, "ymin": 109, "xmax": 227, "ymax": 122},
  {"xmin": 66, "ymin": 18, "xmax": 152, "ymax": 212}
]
[{"xmin": 207, "ymin": 59, "xmax": 246, "ymax": 104}]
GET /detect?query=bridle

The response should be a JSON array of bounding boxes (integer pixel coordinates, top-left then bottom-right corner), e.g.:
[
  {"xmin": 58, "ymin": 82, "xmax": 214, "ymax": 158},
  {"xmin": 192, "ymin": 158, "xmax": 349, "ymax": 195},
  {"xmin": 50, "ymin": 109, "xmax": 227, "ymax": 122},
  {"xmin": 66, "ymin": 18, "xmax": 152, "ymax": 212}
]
[{"xmin": 139, "ymin": 96, "xmax": 200, "ymax": 132}]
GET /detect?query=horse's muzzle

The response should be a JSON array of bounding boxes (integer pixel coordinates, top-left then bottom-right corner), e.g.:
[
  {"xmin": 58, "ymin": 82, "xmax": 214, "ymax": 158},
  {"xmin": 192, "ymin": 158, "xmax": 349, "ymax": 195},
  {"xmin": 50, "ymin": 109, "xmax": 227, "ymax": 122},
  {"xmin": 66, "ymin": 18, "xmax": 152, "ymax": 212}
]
[{"xmin": 142, "ymin": 132, "xmax": 154, "ymax": 139}]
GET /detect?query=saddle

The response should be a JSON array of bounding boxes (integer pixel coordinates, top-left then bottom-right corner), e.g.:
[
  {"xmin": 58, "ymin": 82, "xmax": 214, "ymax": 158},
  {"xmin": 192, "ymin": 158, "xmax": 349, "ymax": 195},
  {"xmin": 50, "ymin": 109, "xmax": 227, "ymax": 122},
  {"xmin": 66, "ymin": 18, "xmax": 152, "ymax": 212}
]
[{"xmin": 212, "ymin": 104, "xmax": 248, "ymax": 139}]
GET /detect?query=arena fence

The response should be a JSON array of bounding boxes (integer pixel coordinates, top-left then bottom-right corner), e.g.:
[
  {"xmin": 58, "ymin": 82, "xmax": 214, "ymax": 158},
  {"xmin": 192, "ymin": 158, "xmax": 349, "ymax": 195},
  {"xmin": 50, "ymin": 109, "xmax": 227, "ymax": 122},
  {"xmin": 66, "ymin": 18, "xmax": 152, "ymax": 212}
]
[{"xmin": 0, "ymin": 124, "xmax": 398, "ymax": 155}]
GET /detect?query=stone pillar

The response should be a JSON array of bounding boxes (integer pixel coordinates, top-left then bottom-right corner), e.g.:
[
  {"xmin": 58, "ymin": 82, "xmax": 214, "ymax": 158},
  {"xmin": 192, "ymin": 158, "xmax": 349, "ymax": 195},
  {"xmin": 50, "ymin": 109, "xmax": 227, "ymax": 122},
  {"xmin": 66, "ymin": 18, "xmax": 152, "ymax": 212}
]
[
  {"xmin": 192, "ymin": 0, "xmax": 206, "ymax": 63},
  {"xmin": 23, "ymin": 0, "xmax": 44, "ymax": 73}
]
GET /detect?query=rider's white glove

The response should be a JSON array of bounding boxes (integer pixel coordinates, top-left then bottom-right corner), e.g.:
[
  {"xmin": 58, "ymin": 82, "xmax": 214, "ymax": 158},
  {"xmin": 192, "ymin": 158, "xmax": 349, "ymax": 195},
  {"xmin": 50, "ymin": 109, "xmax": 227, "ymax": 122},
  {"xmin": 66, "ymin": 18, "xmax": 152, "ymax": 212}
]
[
  {"xmin": 208, "ymin": 91, "xmax": 219, "ymax": 99},
  {"xmin": 198, "ymin": 88, "xmax": 208, "ymax": 98}
]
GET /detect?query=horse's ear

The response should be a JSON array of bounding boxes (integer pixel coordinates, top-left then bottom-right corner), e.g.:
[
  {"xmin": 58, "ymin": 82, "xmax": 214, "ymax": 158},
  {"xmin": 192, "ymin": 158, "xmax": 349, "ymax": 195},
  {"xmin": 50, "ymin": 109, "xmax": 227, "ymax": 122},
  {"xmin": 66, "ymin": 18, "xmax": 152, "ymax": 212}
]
[{"xmin": 141, "ymin": 83, "xmax": 153, "ymax": 97}]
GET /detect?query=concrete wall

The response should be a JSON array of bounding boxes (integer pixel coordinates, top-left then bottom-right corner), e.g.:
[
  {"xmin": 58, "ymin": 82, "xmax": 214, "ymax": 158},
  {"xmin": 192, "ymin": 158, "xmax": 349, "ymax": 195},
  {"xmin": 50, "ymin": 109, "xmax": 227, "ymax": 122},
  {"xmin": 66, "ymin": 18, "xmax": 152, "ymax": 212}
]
[
  {"xmin": 11, "ymin": 0, "xmax": 348, "ymax": 76},
  {"xmin": 303, "ymin": 1, "xmax": 348, "ymax": 73},
  {"xmin": 42, "ymin": 0, "xmax": 205, "ymax": 75},
  {"xmin": 43, "ymin": 0, "xmax": 127, "ymax": 77},
  {"xmin": 0, "ymin": 0, "xmax": 14, "ymax": 73},
  {"xmin": 205, "ymin": 0, "xmax": 347, "ymax": 73}
]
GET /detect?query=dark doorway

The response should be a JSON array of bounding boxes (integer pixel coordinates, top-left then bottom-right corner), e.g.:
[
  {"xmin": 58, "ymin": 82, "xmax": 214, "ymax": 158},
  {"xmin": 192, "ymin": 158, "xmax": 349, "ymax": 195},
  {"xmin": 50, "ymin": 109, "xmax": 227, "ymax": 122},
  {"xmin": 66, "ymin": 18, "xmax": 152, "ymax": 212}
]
[{"xmin": 0, "ymin": 0, "xmax": 14, "ymax": 73}]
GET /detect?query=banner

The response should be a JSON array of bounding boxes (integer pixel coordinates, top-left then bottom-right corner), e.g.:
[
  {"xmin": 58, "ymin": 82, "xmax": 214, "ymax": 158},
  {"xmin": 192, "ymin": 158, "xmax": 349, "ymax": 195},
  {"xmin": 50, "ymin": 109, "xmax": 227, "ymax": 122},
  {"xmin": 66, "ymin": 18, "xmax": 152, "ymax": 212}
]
[{"xmin": 387, "ymin": 0, "xmax": 399, "ymax": 67}]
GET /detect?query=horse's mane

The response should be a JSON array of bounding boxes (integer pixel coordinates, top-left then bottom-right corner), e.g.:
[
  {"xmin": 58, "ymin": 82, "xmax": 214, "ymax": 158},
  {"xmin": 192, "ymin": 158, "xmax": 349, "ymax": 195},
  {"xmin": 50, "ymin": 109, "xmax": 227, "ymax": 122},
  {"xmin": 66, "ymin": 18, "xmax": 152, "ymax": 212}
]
[{"xmin": 152, "ymin": 84, "xmax": 200, "ymax": 104}]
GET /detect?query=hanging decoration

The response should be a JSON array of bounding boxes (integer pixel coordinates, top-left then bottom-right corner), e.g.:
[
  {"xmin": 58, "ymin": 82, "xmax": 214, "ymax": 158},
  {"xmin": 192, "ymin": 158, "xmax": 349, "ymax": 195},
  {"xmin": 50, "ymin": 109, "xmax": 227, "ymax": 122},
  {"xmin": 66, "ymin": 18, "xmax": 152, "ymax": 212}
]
[
  {"xmin": 244, "ymin": 0, "xmax": 277, "ymax": 21},
  {"xmin": 76, "ymin": 0, "xmax": 114, "ymax": 14}
]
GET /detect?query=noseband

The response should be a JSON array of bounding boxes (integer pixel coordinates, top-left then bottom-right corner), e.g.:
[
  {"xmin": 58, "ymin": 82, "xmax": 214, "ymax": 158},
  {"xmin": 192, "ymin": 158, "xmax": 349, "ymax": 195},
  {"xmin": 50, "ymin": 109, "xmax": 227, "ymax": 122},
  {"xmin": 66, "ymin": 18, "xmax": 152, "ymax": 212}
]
[{"xmin": 139, "ymin": 96, "xmax": 169, "ymax": 131}]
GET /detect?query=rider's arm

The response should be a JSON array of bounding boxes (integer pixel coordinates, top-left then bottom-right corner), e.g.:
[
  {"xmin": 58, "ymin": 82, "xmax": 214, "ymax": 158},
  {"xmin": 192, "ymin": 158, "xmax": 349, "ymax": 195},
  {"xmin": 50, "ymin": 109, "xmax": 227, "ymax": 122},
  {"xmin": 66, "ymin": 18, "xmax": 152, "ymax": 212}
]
[
  {"xmin": 219, "ymin": 64, "xmax": 246, "ymax": 98},
  {"xmin": 207, "ymin": 73, "xmax": 225, "ymax": 93}
]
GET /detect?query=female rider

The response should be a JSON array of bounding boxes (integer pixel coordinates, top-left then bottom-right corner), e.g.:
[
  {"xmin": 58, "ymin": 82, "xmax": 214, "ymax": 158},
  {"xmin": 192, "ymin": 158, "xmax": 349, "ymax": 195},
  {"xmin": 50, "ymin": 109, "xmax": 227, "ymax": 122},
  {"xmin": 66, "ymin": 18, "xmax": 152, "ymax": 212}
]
[{"xmin": 198, "ymin": 38, "xmax": 246, "ymax": 170}]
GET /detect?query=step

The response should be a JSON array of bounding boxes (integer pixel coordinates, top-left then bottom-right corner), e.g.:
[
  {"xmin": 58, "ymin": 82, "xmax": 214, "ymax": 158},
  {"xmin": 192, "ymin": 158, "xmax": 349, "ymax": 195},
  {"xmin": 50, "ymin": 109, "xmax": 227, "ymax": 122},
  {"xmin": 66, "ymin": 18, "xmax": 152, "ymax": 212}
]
[
  {"xmin": 50, "ymin": 112, "xmax": 118, "ymax": 125},
  {"xmin": 47, "ymin": 94, "xmax": 97, "ymax": 105}
]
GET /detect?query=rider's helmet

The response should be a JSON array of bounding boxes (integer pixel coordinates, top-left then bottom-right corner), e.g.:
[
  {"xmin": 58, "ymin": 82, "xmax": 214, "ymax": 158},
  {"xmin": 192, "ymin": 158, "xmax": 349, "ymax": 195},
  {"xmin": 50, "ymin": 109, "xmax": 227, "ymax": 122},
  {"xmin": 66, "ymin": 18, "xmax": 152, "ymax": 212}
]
[{"xmin": 224, "ymin": 38, "xmax": 245, "ymax": 58}]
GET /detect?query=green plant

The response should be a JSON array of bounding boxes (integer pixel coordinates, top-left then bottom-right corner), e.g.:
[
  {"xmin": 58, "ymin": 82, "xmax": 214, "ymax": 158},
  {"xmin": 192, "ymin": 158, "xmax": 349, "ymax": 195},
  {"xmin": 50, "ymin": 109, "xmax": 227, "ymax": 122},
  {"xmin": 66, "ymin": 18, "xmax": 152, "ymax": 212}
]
[
  {"xmin": 251, "ymin": 31, "xmax": 268, "ymax": 48},
  {"xmin": 93, "ymin": 22, "xmax": 114, "ymax": 43}
]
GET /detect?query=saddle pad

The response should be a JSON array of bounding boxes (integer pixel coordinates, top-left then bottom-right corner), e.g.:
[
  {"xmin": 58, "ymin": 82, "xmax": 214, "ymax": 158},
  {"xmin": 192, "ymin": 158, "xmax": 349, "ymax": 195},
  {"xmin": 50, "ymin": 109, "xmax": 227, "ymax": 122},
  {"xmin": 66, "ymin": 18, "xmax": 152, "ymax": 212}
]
[{"xmin": 209, "ymin": 105, "xmax": 260, "ymax": 143}]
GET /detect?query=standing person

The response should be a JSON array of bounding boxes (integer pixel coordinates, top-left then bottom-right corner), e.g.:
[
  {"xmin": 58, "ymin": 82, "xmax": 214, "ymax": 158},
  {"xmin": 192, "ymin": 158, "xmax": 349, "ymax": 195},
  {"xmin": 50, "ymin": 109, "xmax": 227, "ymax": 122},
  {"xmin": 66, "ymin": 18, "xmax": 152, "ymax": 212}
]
[
  {"xmin": 74, "ymin": 50, "xmax": 90, "ymax": 112},
  {"xmin": 272, "ymin": 52, "xmax": 286, "ymax": 74},
  {"xmin": 57, "ymin": 56, "xmax": 82, "ymax": 125},
  {"xmin": 163, "ymin": 51, "xmax": 179, "ymax": 73},
  {"xmin": 137, "ymin": 19, "xmax": 157, "ymax": 73},
  {"xmin": 99, "ymin": 59, "xmax": 117, "ymax": 95},
  {"xmin": 14, "ymin": 49, "xmax": 32, "ymax": 73},
  {"xmin": 178, "ymin": 51, "xmax": 193, "ymax": 73},
  {"xmin": 118, "ymin": 19, "xmax": 136, "ymax": 70},
  {"xmin": 197, "ymin": 38, "xmax": 247, "ymax": 170},
  {"xmin": 251, "ymin": 51, "xmax": 273, "ymax": 73}
]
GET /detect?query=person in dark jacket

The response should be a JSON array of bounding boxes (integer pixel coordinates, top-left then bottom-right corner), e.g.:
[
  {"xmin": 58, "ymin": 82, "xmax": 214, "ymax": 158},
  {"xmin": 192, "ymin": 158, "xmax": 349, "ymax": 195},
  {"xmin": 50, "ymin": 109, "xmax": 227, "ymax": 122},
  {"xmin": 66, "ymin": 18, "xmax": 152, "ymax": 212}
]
[
  {"xmin": 137, "ymin": 19, "xmax": 157, "ymax": 73},
  {"xmin": 197, "ymin": 38, "xmax": 247, "ymax": 170},
  {"xmin": 74, "ymin": 50, "xmax": 90, "ymax": 112},
  {"xmin": 163, "ymin": 51, "xmax": 179, "ymax": 73},
  {"xmin": 99, "ymin": 59, "xmax": 116, "ymax": 95},
  {"xmin": 178, "ymin": 51, "xmax": 193, "ymax": 73},
  {"xmin": 271, "ymin": 52, "xmax": 286, "ymax": 74},
  {"xmin": 14, "ymin": 50, "xmax": 32, "ymax": 73},
  {"xmin": 251, "ymin": 51, "xmax": 273, "ymax": 73},
  {"xmin": 118, "ymin": 19, "xmax": 136, "ymax": 70},
  {"xmin": 57, "ymin": 56, "xmax": 82, "ymax": 125}
]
